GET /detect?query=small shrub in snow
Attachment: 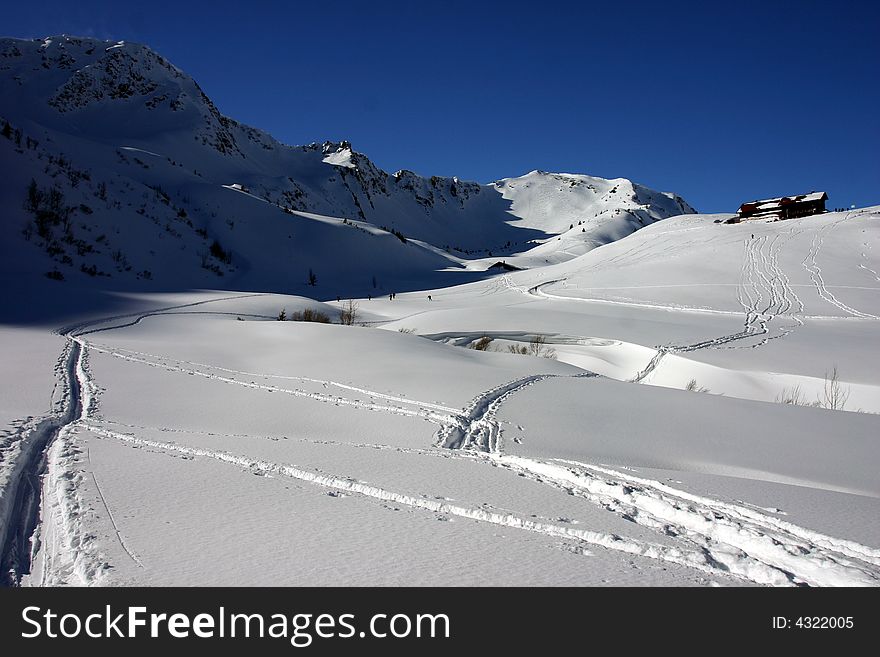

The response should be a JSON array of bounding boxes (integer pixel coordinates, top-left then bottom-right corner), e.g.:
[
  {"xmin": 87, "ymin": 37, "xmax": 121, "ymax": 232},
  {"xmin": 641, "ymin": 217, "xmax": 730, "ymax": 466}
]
[
  {"xmin": 380, "ymin": 226, "xmax": 407, "ymax": 244},
  {"xmin": 339, "ymin": 300, "xmax": 358, "ymax": 326},
  {"xmin": 775, "ymin": 385, "xmax": 819, "ymax": 407},
  {"xmin": 685, "ymin": 379, "xmax": 710, "ymax": 393},
  {"xmin": 822, "ymin": 366, "xmax": 850, "ymax": 411},
  {"xmin": 200, "ymin": 256, "xmax": 224, "ymax": 276},
  {"xmin": 470, "ymin": 336, "xmax": 494, "ymax": 351},
  {"xmin": 505, "ymin": 336, "xmax": 556, "ymax": 359},
  {"xmin": 209, "ymin": 239, "xmax": 232, "ymax": 264},
  {"xmin": 24, "ymin": 179, "xmax": 72, "ymax": 242},
  {"xmin": 290, "ymin": 308, "xmax": 331, "ymax": 323},
  {"xmin": 528, "ymin": 335, "xmax": 556, "ymax": 359}
]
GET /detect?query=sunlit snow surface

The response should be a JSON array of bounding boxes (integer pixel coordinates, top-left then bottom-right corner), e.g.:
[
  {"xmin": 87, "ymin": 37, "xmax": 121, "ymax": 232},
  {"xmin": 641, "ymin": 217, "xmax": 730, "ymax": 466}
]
[{"xmin": 2, "ymin": 208, "xmax": 878, "ymax": 587}]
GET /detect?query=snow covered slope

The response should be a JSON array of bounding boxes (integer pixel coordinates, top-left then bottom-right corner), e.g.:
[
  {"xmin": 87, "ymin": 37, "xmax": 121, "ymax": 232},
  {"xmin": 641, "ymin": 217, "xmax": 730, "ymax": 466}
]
[
  {"xmin": 10, "ymin": 277, "xmax": 880, "ymax": 588},
  {"xmin": 0, "ymin": 35, "xmax": 694, "ymax": 297},
  {"xmin": 3, "ymin": 207, "xmax": 878, "ymax": 587},
  {"xmin": 488, "ymin": 171, "xmax": 694, "ymax": 267},
  {"xmin": 411, "ymin": 207, "xmax": 880, "ymax": 410}
]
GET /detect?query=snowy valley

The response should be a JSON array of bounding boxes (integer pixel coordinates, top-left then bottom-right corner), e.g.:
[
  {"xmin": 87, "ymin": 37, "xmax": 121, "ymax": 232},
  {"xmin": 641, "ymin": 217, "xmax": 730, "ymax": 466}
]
[{"xmin": 1, "ymin": 36, "xmax": 879, "ymax": 588}]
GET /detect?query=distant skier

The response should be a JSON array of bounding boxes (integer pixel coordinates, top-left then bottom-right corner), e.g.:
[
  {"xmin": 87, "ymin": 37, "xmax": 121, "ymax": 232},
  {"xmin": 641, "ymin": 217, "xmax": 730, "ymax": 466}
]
[{"xmin": 427, "ymin": 295, "xmax": 432, "ymax": 301}]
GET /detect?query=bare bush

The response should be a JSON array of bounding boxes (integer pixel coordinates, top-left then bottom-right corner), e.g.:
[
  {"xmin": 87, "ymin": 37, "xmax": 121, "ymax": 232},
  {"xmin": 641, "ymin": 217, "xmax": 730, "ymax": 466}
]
[
  {"xmin": 505, "ymin": 335, "xmax": 556, "ymax": 359},
  {"xmin": 290, "ymin": 308, "xmax": 331, "ymax": 323},
  {"xmin": 528, "ymin": 335, "xmax": 557, "ymax": 359},
  {"xmin": 777, "ymin": 385, "xmax": 804, "ymax": 405},
  {"xmin": 822, "ymin": 365, "xmax": 850, "ymax": 411},
  {"xmin": 398, "ymin": 327, "xmax": 416, "ymax": 334},
  {"xmin": 685, "ymin": 378, "xmax": 710, "ymax": 393},
  {"xmin": 469, "ymin": 335, "xmax": 494, "ymax": 351},
  {"xmin": 339, "ymin": 299, "xmax": 358, "ymax": 326},
  {"xmin": 775, "ymin": 385, "xmax": 820, "ymax": 406}
]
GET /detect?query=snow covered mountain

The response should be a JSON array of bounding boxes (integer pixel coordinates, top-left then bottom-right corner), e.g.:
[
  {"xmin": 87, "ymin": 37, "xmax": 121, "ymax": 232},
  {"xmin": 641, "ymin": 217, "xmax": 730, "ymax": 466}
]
[{"xmin": 0, "ymin": 35, "xmax": 694, "ymax": 297}]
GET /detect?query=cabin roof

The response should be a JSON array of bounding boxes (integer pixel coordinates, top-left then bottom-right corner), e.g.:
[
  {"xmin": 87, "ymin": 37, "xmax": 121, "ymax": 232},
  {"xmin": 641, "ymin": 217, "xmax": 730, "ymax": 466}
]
[{"xmin": 738, "ymin": 191, "xmax": 827, "ymax": 213}]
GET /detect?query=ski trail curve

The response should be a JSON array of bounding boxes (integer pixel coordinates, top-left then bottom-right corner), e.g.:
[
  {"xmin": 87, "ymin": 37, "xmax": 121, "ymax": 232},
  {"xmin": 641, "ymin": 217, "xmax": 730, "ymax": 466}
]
[
  {"xmin": 629, "ymin": 348, "xmax": 668, "ymax": 384},
  {"xmin": 435, "ymin": 366, "xmax": 880, "ymax": 586},
  {"xmin": 485, "ymin": 455, "xmax": 880, "ymax": 587},
  {"xmin": 438, "ymin": 373, "xmax": 595, "ymax": 451},
  {"xmin": 802, "ymin": 215, "xmax": 879, "ymax": 319}
]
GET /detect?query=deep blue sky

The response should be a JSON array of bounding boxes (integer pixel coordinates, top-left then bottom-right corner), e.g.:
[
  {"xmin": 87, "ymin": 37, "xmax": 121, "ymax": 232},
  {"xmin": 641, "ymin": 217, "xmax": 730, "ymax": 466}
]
[{"xmin": 5, "ymin": 1, "xmax": 878, "ymax": 212}]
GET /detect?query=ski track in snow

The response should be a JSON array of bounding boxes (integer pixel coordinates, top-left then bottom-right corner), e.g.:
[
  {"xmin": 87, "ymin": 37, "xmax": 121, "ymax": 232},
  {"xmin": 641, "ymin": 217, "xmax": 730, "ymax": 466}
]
[
  {"xmin": 83, "ymin": 423, "xmax": 744, "ymax": 583},
  {"xmin": 85, "ymin": 341, "xmax": 462, "ymax": 428},
  {"xmin": 19, "ymin": 292, "xmax": 880, "ymax": 587},
  {"xmin": 860, "ymin": 263, "xmax": 880, "ymax": 283},
  {"xmin": 437, "ymin": 373, "xmax": 596, "ymax": 452},
  {"xmin": 88, "ymin": 458, "xmax": 144, "ymax": 569},
  {"xmin": 0, "ymin": 341, "xmax": 77, "ymax": 585},
  {"xmin": 431, "ymin": 351, "xmax": 880, "ymax": 586},
  {"xmin": 36, "ymin": 337, "xmax": 113, "ymax": 586},
  {"xmin": 802, "ymin": 214, "xmax": 879, "ymax": 320},
  {"xmin": 485, "ymin": 455, "xmax": 880, "ymax": 587},
  {"xmin": 528, "ymin": 217, "xmax": 880, "ymax": 384},
  {"xmin": 630, "ymin": 348, "xmax": 668, "ymax": 384},
  {"xmin": 91, "ymin": 418, "xmax": 456, "ymax": 459},
  {"xmin": 89, "ymin": 344, "xmax": 461, "ymax": 415},
  {"xmin": 665, "ymin": 229, "xmax": 806, "ymax": 352}
]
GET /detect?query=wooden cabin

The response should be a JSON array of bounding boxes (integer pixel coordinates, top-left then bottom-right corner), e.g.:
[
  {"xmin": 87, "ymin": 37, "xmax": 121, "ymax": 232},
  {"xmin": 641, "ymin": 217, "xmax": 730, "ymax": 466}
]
[{"xmin": 737, "ymin": 192, "xmax": 827, "ymax": 221}]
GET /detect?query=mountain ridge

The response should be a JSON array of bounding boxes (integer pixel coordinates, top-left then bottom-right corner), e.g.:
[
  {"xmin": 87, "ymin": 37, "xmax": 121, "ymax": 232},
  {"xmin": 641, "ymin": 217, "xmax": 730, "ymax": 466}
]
[{"xmin": 0, "ymin": 35, "xmax": 696, "ymax": 297}]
